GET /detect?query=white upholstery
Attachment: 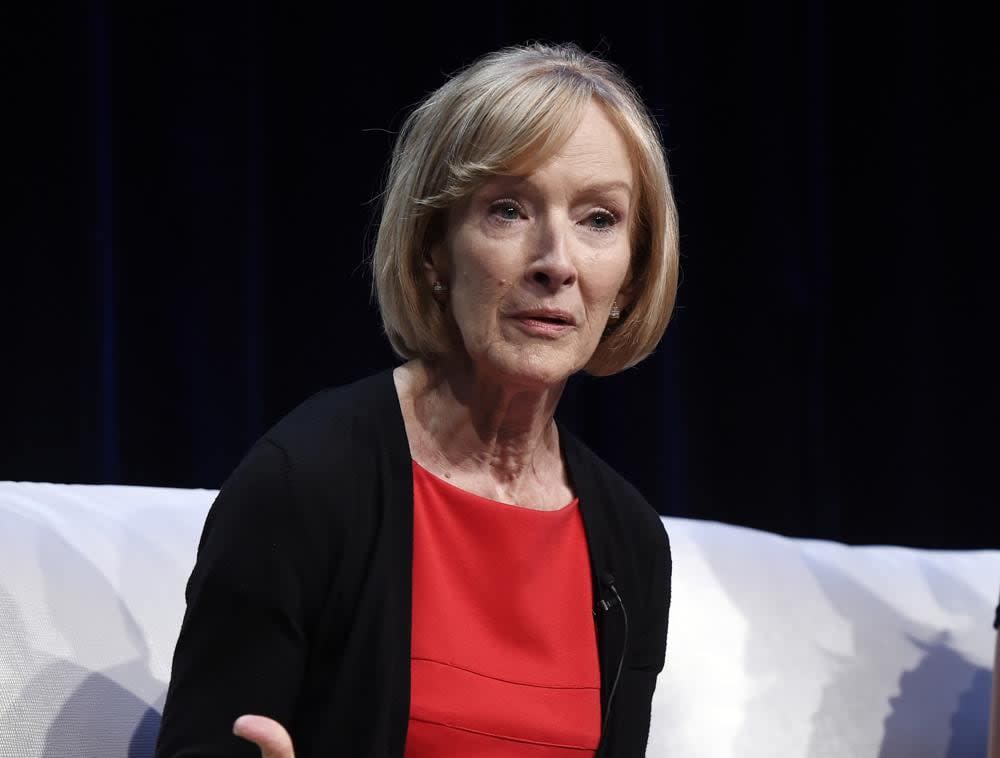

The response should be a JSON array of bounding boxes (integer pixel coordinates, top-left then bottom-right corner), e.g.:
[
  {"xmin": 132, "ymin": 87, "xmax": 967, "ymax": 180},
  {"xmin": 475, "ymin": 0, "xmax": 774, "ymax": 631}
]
[
  {"xmin": 650, "ymin": 519, "xmax": 999, "ymax": 757},
  {"xmin": 0, "ymin": 481, "xmax": 997, "ymax": 757}
]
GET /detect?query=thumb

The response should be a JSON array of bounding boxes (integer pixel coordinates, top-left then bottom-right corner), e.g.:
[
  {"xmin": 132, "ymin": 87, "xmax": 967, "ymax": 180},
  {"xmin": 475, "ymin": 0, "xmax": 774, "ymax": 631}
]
[{"xmin": 233, "ymin": 714, "xmax": 295, "ymax": 758}]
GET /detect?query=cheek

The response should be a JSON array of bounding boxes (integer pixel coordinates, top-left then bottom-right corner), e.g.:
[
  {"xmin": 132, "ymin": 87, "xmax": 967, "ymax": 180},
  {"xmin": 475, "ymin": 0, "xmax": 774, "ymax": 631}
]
[
  {"xmin": 451, "ymin": 235, "xmax": 517, "ymax": 305},
  {"xmin": 449, "ymin": 257, "xmax": 513, "ymax": 340},
  {"xmin": 454, "ymin": 263, "xmax": 508, "ymax": 306},
  {"xmin": 585, "ymin": 248, "xmax": 631, "ymax": 302}
]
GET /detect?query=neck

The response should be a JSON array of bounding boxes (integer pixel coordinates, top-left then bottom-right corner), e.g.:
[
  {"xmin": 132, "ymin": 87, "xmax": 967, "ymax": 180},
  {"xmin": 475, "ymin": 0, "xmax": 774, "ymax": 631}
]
[{"xmin": 397, "ymin": 358, "xmax": 566, "ymax": 488}]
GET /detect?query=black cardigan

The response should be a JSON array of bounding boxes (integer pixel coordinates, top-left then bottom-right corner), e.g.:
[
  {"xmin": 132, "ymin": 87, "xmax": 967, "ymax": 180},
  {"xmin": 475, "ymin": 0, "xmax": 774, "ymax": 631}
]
[{"xmin": 155, "ymin": 370, "xmax": 671, "ymax": 757}]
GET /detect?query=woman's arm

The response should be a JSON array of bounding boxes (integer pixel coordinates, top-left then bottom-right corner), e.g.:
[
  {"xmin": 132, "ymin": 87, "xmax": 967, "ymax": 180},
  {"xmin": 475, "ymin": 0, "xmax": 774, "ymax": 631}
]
[
  {"xmin": 155, "ymin": 439, "xmax": 324, "ymax": 758},
  {"xmin": 605, "ymin": 517, "xmax": 671, "ymax": 756},
  {"xmin": 989, "ymin": 627, "xmax": 999, "ymax": 758}
]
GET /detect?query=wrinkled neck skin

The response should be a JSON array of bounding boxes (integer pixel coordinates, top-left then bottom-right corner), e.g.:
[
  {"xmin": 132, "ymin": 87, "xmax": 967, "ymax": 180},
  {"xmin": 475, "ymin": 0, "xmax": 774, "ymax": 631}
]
[{"xmin": 394, "ymin": 357, "xmax": 570, "ymax": 507}]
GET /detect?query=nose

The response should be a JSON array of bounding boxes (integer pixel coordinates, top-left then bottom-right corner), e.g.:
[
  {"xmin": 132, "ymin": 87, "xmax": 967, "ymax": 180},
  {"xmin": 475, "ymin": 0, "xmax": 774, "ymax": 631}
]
[{"xmin": 526, "ymin": 215, "xmax": 577, "ymax": 293}]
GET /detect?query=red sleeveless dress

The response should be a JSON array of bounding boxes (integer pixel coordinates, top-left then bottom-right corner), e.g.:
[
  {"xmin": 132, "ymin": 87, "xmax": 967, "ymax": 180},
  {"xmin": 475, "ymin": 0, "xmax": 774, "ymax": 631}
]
[{"xmin": 406, "ymin": 461, "xmax": 601, "ymax": 756}]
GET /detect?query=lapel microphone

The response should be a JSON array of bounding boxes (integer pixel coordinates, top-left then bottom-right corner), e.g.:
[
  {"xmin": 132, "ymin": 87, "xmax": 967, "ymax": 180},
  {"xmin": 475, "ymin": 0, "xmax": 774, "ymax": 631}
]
[
  {"xmin": 596, "ymin": 571, "xmax": 629, "ymax": 750},
  {"xmin": 597, "ymin": 571, "xmax": 622, "ymax": 612}
]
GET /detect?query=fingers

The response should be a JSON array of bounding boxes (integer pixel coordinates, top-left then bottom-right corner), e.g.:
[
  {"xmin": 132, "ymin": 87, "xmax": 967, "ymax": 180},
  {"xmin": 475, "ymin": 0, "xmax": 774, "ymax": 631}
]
[{"xmin": 233, "ymin": 714, "xmax": 295, "ymax": 758}]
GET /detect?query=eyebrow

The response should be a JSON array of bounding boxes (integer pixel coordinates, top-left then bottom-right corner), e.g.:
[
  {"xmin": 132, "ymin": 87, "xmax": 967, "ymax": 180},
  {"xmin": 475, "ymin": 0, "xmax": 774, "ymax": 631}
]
[
  {"xmin": 484, "ymin": 176, "xmax": 634, "ymax": 199},
  {"xmin": 577, "ymin": 180, "xmax": 633, "ymax": 199}
]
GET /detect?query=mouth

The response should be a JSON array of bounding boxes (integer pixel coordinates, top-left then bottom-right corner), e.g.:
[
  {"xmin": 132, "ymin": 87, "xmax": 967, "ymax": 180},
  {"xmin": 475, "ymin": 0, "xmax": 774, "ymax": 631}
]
[
  {"xmin": 511, "ymin": 310, "xmax": 576, "ymax": 326},
  {"xmin": 508, "ymin": 309, "xmax": 576, "ymax": 338}
]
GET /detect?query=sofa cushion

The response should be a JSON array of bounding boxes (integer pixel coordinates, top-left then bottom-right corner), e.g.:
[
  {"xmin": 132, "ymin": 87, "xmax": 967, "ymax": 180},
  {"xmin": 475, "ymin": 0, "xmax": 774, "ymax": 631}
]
[
  {"xmin": 1, "ymin": 482, "xmax": 997, "ymax": 757},
  {"xmin": 651, "ymin": 517, "xmax": 1000, "ymax": 757}
]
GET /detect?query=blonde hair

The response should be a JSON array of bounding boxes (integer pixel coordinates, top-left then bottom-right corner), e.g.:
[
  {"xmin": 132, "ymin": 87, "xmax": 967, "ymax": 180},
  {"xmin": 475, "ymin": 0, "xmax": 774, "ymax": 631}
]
[{"xmin": 371, "ymin": 42, "xmax": 679, "ymax": 376}]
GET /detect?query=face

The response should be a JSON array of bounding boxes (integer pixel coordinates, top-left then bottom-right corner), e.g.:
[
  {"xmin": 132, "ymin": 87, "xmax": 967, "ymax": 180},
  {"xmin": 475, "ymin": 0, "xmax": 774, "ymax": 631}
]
[{"xmin": 428, "ymin": 99, "xmax": 635, "ymax": 388}]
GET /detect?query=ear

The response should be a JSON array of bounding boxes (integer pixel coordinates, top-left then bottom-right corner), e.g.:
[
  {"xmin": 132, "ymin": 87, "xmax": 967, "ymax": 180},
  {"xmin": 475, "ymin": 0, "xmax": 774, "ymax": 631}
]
[
  {"xmin": 615, "ymin": 266, "xmax": 635, "ymax": 311},
  {"xmin": 422, "ymin": 208, "xmax": 451, "ymax": 285},
  {"xmin": 422, "ymin": 240, "xmax": 446, "ymax": 286}
]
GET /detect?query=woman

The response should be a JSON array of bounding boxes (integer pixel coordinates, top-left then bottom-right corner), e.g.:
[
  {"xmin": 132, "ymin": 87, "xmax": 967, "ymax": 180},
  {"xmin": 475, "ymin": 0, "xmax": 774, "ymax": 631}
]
[
  {"xmin": 155, "ymin": 42, "xmax": 679, "ymax": 758},
  {"xmin": 990, "ymin": 594, "xmax": 999, "ymax": 758}
]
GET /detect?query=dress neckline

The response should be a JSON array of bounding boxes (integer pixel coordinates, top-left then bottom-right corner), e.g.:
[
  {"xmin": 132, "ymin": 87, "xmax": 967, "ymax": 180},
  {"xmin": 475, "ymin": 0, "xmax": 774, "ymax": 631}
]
[{"xmin": 411, "ymin": 459, "xmax": 579, "ymax": 514}]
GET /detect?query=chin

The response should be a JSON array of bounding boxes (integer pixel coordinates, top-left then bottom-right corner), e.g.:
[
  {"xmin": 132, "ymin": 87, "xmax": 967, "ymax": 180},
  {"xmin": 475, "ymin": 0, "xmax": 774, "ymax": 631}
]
[{"xmin": 481, "ymin": 344, "xmax": 584, "ymax": 390}]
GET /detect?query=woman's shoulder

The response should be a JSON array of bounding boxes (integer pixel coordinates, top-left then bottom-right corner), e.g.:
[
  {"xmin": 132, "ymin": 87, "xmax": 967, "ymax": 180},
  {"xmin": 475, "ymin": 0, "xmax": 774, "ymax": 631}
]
[
  {"xmin": 558, "ymin": 424, "xmax": 667, "ymax": 548},
  {"xmin": 213, "ymin": 368, "xmax": 404, "ymax": 514},
  {"xmin": 205, "ymin": 369, "xmax": 404, "ymax": 542},
  {"xmin": 261, "ymin": 368, "xmax": 401, "ymax": 466}
]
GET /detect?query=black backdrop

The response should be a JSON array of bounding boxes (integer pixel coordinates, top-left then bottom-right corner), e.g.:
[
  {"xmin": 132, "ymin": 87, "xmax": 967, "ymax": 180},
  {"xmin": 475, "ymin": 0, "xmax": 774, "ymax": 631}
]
[{"xmin": 5, "ymin": 3, "xmax": 997, "ymax": 549}]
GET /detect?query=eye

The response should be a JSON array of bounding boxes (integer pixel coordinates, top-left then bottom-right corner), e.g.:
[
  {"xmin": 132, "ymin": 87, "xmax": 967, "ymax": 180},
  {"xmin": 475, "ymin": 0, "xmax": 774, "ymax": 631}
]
[
  {"xmin": 488, "ymin": 199, "xmax": 524, "ymax": 223},
  {"xmin": 586, "ymin": 209, "xmax": 619, "ymax": 232}
]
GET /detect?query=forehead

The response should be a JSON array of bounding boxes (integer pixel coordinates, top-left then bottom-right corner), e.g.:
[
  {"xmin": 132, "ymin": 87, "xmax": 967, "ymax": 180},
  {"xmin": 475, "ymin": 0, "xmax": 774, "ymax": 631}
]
[{"xmin": 506, "ymin": 100, "xmax": 634, "ymax": 193}]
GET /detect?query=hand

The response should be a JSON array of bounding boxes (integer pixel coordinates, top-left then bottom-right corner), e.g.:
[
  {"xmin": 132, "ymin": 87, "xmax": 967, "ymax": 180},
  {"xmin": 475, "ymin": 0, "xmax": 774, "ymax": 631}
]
[{"xmin": 233, "ymin": 715, "xmax": 295, "ymax": 758}]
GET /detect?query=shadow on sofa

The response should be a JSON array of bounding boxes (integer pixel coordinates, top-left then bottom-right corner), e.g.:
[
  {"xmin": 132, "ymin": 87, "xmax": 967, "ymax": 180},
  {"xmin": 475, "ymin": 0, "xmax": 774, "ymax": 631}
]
[
  {"xmin": 804, "ymin": 557, "xmax": 989, "ymax": 758},
  {"xmin": 685, "ymin": 532, "xmax": 992, "ymax": 758},
  {"xmin": 881, "ymin": 640, "xmax": 990, "ymax": 758},
  {"xmin": 9, "ymin": 664, "xmax": 163, "ymax": 758},
  {"xmin": 0, "ymin": 509, "xmax": 166, "ymax": 757}
]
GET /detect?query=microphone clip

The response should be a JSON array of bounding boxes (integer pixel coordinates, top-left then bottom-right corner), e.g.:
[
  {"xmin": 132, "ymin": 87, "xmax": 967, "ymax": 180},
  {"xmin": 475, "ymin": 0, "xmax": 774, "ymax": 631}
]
[
  {"xmin": 595, "ymin": 571, "xmax": 621, "ymax": 614},
  {"xmin": 597, "ymin": 595, "xmax": 620, "ymax": 613}
]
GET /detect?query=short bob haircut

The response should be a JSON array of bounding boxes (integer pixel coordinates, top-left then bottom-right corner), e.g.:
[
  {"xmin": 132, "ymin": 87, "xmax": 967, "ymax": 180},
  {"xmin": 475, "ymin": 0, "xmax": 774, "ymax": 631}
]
[{"xmin": 372, "ymin": 42, "xmax": 679, "ymax": 376}]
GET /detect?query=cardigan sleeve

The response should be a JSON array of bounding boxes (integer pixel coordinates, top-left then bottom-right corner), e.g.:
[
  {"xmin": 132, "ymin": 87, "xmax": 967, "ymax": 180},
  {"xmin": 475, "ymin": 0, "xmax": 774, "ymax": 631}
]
[
  {"xmin": 155, "ymin": 438, "xmax": 326, "ymax": 758},
  {"xmin": 632, "ymin": 519, "xmax": 671, "ymax": 674},
  {"xmin": 606, "ymin": 516, "xmax": 671, "ymax": 757}
]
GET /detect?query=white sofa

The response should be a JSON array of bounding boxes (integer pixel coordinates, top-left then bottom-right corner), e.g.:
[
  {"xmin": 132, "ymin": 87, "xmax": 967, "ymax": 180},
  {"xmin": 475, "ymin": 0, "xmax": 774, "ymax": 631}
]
[{"xmin": 1, "ymin": 481, "xmax": 997, "ymax": 757}]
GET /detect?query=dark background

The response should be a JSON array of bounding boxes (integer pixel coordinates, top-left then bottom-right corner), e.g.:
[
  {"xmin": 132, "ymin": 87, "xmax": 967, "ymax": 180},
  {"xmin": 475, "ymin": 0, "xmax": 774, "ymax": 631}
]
[{"xmin": 4, "ymin": 2, "xmax": 997, "ymax": 548}]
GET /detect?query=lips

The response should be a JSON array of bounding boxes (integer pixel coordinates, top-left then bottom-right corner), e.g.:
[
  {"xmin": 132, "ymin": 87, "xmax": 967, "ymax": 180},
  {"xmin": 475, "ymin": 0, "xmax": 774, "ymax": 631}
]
[
  {"xmin": 507, "ymin": 308, "xmax": 577, "ymax": 339},
  {"xmin": 510, "ymin": 309, "xmax": 576, "ymax": 326}
]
